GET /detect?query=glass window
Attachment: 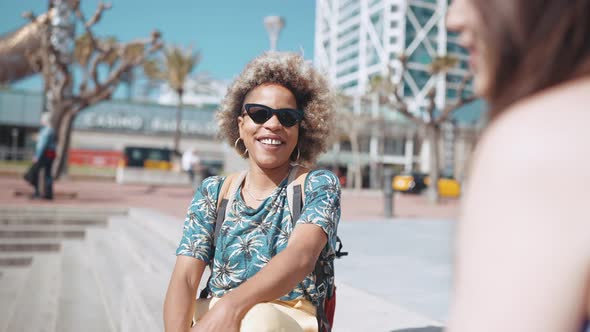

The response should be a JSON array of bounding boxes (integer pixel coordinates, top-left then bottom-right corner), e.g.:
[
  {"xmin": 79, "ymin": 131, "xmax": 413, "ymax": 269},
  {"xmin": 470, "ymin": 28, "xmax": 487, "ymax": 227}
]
[{"xmin": 384, "ymin": 138, "xmax": 406, "ymax": 155}]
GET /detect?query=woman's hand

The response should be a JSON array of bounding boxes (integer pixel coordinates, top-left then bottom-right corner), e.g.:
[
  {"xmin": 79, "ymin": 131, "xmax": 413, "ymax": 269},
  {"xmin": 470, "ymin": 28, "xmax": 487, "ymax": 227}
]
[{"xmin": 191, "ymin": 298, "xmax": 243, "ymax": 332}]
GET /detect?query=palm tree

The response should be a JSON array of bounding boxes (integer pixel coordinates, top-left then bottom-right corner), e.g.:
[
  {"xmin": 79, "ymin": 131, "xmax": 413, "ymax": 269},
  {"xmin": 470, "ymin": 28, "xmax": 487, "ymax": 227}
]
[{"xmin": 143, "ymin": 46, "xmax": 200, "ymax": 154}]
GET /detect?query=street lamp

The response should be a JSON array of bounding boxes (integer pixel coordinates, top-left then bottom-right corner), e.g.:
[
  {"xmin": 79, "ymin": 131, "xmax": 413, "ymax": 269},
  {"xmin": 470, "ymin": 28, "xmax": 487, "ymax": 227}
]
[{"xmin": 263, "ymin": 16, "xmax": 285, "ymax": 51}]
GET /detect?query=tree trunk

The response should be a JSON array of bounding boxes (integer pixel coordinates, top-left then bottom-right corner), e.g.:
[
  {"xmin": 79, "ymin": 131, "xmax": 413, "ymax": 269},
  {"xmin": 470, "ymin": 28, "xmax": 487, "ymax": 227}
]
[
  {"xmin": 426, "ymin": 124, "xmax": 440, "ymax": 203},
  {"xmin": 173, "ymin": 90, "xmax": 184, "ymax": 155},
  {"xmin": 350, "ymin": 128, "xmax": 362, "ymax": 190},
  {"xmin": 52, "ymin": 111, "xmax": 75, "ymax": 179}
]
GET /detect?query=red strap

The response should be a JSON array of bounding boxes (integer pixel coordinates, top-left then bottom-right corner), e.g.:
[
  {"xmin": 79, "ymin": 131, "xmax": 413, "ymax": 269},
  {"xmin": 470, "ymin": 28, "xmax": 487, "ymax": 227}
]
[{"xmin": 324, "ymin": 290, "xmax": 336, "ymax": 327}]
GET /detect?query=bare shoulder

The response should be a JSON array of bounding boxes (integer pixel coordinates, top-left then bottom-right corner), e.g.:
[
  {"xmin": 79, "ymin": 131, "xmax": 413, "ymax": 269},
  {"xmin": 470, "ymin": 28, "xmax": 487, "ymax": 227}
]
[
  {"xmin": 477, "ymin": 77, "xmax": 590, "ymax": 175},
  {"xmin": 464, "ymin": 78, "xmax": 590, "ymax": 238}
]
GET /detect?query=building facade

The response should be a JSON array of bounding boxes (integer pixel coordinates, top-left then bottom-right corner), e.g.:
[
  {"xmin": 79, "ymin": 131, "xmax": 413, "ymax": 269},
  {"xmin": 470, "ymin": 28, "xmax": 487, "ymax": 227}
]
[
  {"xmin": 0, "ymin": 90, "xmax": 226, "ymax": 166},
  {"xmin": 314, "ymin": 0, "xmax": 480, "ymax": 186}
]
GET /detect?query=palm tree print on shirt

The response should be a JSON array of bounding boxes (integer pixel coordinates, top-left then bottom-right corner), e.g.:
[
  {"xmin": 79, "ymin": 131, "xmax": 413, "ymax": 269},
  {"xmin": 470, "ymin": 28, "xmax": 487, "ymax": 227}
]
[{"xmin": 175, "ymin": 170, "xmax": 341, "ymax": 301}]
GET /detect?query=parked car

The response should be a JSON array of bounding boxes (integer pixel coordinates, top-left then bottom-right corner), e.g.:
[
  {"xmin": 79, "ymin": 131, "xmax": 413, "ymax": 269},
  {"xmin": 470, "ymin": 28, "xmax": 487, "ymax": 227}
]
[
  {"xmin": 392, "ymin": 172, "xmax": 427, "ymax": 194},
  {"xmin": 392, "ymin": 172, "xmax": 461, "ymax": 198},
  {"xmin": 119, "ymin": 146, "xmax": 172, "ymax": 170}
]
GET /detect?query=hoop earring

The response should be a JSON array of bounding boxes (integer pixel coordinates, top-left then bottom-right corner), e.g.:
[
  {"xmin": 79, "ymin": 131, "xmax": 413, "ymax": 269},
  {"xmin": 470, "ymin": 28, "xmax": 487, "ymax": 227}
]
[{"xmin": 234, "ymin": 137, "xmax": 248, "ymax": 157}]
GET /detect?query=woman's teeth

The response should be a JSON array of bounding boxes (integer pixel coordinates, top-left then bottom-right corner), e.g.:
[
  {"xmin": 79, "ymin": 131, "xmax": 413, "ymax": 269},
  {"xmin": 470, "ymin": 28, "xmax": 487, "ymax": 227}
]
[{"xmin": 259, "ymin": 138, "xmax": 282, "ymax": 145}]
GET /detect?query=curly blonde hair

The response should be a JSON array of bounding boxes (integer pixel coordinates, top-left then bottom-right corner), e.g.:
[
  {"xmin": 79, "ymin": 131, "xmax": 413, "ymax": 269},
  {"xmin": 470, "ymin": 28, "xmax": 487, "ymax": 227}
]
[{"xmin": 217, "ymin": 52, "xmax": 335, "ymax": 165}]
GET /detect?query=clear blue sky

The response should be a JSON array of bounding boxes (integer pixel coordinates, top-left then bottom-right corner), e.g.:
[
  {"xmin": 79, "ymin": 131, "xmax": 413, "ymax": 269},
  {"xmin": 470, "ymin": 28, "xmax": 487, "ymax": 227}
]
[{"xmin": 0, "ymin": 0, "xmax": 316, "ymax": 91}]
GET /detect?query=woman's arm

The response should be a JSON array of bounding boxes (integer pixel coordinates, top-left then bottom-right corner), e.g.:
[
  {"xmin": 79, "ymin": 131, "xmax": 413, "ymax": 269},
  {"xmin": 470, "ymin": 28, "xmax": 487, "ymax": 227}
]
[
  {"xmin": 193, "ymin": 224, "xmax": 327, "ymax": 331},
  {"xmin": 166, "ymin": 176, "xmax": 223, "ymax": 331},
  {"xmin": 164, "ymin": 256, "xmax": 207, "ymax": 331},
  {"xmin": 447, "ymin": 105, "xmax": 590, "ymax": 332}
]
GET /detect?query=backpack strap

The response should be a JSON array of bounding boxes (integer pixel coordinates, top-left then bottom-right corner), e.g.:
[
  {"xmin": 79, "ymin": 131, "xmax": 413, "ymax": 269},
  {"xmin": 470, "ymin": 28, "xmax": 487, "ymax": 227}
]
[
  {"xmin": 286, "ymin": 167, "xmax": 333, "ymax": 332},
  {"xmin": 212, "ymin": 171, "xmax": 246, "ymax": 245},
  {"xmin": 286, "ymin": 165, "xmax": 309, "ymax": 221},
  {"xmin": 199, "ymin": 171, "xmax": 247, "ymax": 299}
]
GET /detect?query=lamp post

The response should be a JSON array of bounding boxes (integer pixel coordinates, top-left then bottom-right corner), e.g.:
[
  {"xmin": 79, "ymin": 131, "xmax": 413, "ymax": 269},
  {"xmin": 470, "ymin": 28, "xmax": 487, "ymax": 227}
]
[{"xmin": 263, "ymin": 16, "xmax": 285, "ymax": 51}]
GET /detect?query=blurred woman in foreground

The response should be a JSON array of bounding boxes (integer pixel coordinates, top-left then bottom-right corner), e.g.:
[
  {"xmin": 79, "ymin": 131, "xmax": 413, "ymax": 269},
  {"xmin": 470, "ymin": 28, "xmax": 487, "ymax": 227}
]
[{"xmin": 446, "ymin": 0, "xmax": 590, "ymax": 331}]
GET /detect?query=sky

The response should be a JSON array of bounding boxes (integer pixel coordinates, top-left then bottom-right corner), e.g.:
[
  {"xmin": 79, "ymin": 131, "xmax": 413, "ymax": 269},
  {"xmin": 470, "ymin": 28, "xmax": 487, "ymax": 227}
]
[{"xmin": 0, "ymin": 0, "xmax": 317, "ymax": 92}]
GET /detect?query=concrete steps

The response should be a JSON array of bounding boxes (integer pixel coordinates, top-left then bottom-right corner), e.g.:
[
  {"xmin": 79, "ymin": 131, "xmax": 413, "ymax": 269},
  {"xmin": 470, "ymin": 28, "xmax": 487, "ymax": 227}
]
[
  {"xmin": 0, "ymin": 229, "xmax": 85, "ymax": 239},
  {"xmin": 83, "ymin": 227, "xmax": 146, "ymax": 331},
  {"xmin": 0, "ymin": 256, "xmax": 33, "ymax": 267},
  {"xmin": 0, "ymin": 267, "xmax": 30, "ymax": 332},
  {"xmin": 5, "ymin": 253, "xmax": 62, "ymax": 332},
  {"xmin": 110, "ymin": 210, "xmax": 187, "ymax": 332},
  {"xmin": 0, "ymin": 207, "xmax": 195, "ymax": 332},
  {"xmin": 109, "ymin": 213, "xmax": 177, "ymax": 274},
  {"xmin": 0, "ymin": 241, "xmax": 61, "ymax": 253},
  {"xmin": 56, "ymin": 240, "xmax": 112, "ymax": 332},
  {"xmin": 0, "ymin": 206, "xmax": 126, "ymax": 332},
  {"xmin": 0, "ymin": 217, "xmax": 107, "ymax": 227}
]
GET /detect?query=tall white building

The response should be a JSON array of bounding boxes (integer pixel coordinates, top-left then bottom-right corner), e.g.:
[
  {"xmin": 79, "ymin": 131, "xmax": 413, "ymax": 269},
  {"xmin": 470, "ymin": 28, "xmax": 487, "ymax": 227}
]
[
  {"xmin": 314, "ymin": 0, "xmax": 470, "ymax": 110},
  {"xmin": 314, "ymin": 0, "xmax": 475, "ymax": 187}
]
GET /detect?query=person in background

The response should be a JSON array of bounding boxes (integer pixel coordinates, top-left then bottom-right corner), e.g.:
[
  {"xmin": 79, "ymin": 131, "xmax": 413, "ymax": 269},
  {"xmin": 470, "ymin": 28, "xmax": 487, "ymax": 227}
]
[
  {"xmin": 446, "ymin": 0, "xmax": 590, "ymax": 331},
  {"xmin": 182, "ymin": 148, "xmax": 201, "ymax": 186},
  {"xmin": 27, "ymin": 112, "xmax": 56, "ymax": 200}
]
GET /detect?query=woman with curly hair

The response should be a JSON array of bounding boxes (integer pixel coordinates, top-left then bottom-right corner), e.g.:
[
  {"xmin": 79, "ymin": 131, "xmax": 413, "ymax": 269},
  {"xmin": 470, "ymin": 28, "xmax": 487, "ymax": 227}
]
[
  {"xmin": 447, "ymin": 0, "xmax": 590, "ymax": 331},
  {"xmin": 164, "ymin": 52, "xmax": 341, "ymax": 332}
]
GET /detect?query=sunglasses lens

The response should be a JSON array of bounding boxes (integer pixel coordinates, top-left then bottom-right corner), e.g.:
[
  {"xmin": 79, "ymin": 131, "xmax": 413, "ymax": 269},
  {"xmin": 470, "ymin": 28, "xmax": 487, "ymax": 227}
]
[
  {"xmin": 278, "ymin": 112, "xmax": 297, "ymax": 127},
  {"xmin": 247, "ymin": 106, "xmax": 272, "ymax": 124},
  {"xmin": 245, "ymin": 104, "xmax": 301, "ymax": 127}
]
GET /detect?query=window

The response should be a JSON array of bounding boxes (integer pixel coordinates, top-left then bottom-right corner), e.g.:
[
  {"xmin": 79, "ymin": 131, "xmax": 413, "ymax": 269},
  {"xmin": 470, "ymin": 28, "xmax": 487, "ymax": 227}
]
[
  {"xmin": 341, "ymin": 80, "xmax": 359, "ymax": 90},
  {"xmin": 384, "ymin": 138, "xmax": 406, "ymax": 155}
]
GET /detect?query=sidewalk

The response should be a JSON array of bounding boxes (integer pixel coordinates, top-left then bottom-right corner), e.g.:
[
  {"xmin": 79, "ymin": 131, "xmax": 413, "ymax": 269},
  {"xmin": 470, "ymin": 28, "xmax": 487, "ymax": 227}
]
[
  {"xmin": 0, "ymin": 175, "xmax": 460, "ymax": 222},
  {"xmin": 0, "ymin": 174, "xmax": 455, "ymax": 331}
]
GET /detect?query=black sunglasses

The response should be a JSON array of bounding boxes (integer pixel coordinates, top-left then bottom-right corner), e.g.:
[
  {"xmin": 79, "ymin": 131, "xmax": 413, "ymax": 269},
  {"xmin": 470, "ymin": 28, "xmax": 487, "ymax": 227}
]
[{"xmin": 243, "ymin": 103, "xmax": 303, "ymax": 128}]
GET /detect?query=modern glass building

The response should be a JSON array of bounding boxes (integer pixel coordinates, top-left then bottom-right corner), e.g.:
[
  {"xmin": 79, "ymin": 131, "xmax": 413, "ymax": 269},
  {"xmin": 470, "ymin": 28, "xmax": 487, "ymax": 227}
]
[
  {"xmin": 314, "ymin": 0, "xmax": 480, "ymax": 186},
  {"xmin": 314, "ymin": 0, "xmax": 471, "ymax": 110}
]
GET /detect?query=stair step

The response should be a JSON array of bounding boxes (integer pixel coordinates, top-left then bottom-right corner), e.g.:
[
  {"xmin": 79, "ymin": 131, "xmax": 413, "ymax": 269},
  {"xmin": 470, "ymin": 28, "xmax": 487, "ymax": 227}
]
[
  {"xmin": 109, "ymin": 215, "xmax": 176, "ymax": 274},
  {"xmin": 0, "ymin": 238, "xmax": 67, "ymax": 253},
  {"xmin": 0, "ymin": 242, "xmax": 61, "ymax": 252},
  {"xmin": 128, "ymin": 208, "xmax": 183, "ymax": 245},
  {"xmin": 0, "ymin": 206, "xmax": 127, "ymax": 219},
  {"xmin": 121, "ymin": 274, "xmax": 168, "ymax": 332},
  {"xmin": 0, "ymin": 217, "xmax": 107, "ymax": 227},
  {"xmin": 0, "ymin": 229, "xmax": 85, "ymax": 239},
  {"xmin": 83, "ymin": 227, "xmax": 145, "ymax": 331},
  {"xmin": 0, "ymin": 224, "xmax": 94, "ymax": 232},
  {"xmin": 0, "ymin": 256, "xmax": 33, "ymax": 267},
  {"xmin": 6, "ymin": 253, "xmax": 62, "ymax": 332},
  {"xmin": 56, "ymin": 240, "xmax": 113, "ymax": 332},
  {"xmin": 0, "ymin": 267, "xmax": 30, "ymax": 332}
]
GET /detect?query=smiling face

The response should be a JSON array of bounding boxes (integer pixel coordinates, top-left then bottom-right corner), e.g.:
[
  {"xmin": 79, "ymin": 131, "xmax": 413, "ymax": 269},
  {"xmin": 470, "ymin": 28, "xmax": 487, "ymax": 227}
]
[
  {"xmin": 238, "ymin": 83, "xmax": 300, "ymax": 171},
  {"xmin": 447, "ymin": 0, "xmax": 491, "ymax": 97}
]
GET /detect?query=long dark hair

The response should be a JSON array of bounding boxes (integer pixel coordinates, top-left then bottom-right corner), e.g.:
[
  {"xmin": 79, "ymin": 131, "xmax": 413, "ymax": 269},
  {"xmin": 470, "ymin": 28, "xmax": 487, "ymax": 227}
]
[{"xmin": 473, "ymin": 0, "xmax": 590, "ymax": 119}]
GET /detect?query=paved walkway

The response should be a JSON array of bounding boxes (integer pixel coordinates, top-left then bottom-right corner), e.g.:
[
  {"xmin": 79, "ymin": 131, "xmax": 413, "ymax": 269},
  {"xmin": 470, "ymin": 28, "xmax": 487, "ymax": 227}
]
[
  {"xmin": 0, "ymin": 174, "xmax": 456, "ymax": 331},
  {"xmin": 0, "ymin": 175, "xmax": 460, "ymax": 221}
]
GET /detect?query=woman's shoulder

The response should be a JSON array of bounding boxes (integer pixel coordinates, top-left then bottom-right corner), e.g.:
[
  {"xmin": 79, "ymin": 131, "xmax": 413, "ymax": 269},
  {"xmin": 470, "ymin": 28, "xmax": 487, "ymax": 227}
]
[
  {"xmin": 480, "ymin": 78, "xmax": 590, "ymax": 169},
  {"xmin": 197, "ymin": 175, "xmax": 226, "ymax": 197},
  {"xmin": 304, "ymin": 169, "xmax": 340, "ymax": 190},
  {"xmin": 467, "ymin": 78, "xmax": 590, "ymax": 230},
  {"xmin": 493, "ymin": 77, "xmax": 590, "ymax": 135}
]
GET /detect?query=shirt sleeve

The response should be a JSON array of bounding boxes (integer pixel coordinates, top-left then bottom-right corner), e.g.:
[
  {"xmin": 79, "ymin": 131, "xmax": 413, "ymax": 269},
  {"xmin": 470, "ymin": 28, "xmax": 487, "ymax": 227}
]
[
  {"xmin": 35, "ymin": 127, "xmax": 49, "ymax": 158},
  {"xmin": 175, "ymin": 176, "xmax": 225, "ymax": 263},
  {"xmin": 296, "ymin": 169, "xmax": 341, "ymax": 255}
]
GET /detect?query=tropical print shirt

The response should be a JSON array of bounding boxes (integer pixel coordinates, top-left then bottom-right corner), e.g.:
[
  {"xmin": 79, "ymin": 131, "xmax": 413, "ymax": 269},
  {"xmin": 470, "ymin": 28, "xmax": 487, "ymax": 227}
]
[{"xmin": 176, "ymin": 169, "xmax": 341, "ymax": 302}]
